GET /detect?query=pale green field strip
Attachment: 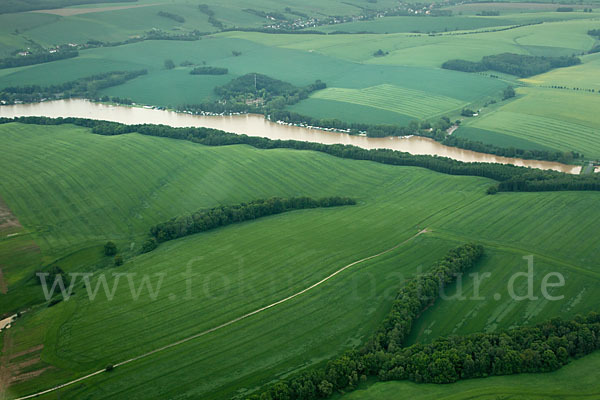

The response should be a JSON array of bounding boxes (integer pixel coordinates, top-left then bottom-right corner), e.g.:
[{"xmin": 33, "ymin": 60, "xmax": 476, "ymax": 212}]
[
  {"xmin": 464, "ymin": 87, "xmax": 600, "ymax": 159},
  {"xmin": 522, "ymin": 53, "xmax": 600, "ymax": 92},
  {"xmin": 503, "ymin": 88, "xmax": 600, "ymax": 128},
  {"xmin": 342, "ymin": 351, "xmax": 600, "ymax": 400},
  {"xmin": 311, "ymin": 84, "xmax": 467, "ymax": 119},
  {"xmin": 471, "ymin": 111, "xmax": 600, "ymax": 157}
]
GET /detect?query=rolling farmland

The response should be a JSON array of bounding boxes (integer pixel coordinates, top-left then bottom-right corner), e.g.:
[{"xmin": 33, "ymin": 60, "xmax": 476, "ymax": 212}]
[
  {"xmin": 0, "ymin": 122, "xmax": 599, "ymax": 399},
  {"xmin": 459, "ymin": 87, "xmax": 600, "ymax": 159},
  {"xmin": 1, "ymin": 1, "xmax": 600, "ymax": 399}
]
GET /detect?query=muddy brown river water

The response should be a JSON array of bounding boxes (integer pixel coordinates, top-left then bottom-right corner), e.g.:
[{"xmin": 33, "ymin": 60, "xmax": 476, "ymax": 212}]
[{"xmin": 0, "ymin": 99, "xmax": 581, "ymax": 174}]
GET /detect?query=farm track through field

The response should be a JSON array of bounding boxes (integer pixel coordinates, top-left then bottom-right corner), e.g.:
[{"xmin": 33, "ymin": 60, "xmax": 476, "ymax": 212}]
[{"xmin": 11, "ymin": 229, "xmax": 429, "ymax": 400}]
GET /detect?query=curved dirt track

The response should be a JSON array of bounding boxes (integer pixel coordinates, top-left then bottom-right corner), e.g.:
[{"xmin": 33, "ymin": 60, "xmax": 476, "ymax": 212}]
[{"xmin": 12, "ymin": 229, "xmax": 428, "ymax": 400}]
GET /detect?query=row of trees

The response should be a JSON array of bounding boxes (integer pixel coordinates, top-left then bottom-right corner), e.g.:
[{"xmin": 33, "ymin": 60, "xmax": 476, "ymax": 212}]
[
  {"xmin": 477, "ymin": 10, "xmax": 500, "ymax": 16},
  {"xmin": 252, "ymin": 241, "xmax": 600, "ymax": 399},
  {"xmin": 157, "ymin": 11, "xmax": 185, "ymax": 23},
  {"xmin": 3, "ymin": 116, "xmax": 598, "ymax": 193},
  {"xmin": 0, "ymin": 50, "xmax": 78, "ymax": 69},
  {"xmin": 190, "ymin": 66, "xmax": 228, "ymax": 75},
  {"xmin": 144, "ymin": 29, "xmax": 206, "ymax": 41},
  {"xmin": 149, "ymin": 197, "xmax": 356, "ymax": 244},
  {"xmin": 253, "ymin": 244, "xmax": 486, "ymax": 398},
  {"xmin": 442, "ymin": 134, "xmax": 580, "ymax": 164},
  {"xmin": 63, "ymin": 28, "xmax": 206, "ymax": 53},
  {"xmin": 255, "ymin": 313, "xmax": 600, "ymax": 399},
  {"xmin": 221, "ymin": 27, "xmax": 326, "ymax": 35},
  {"xmin": 198, "ymin": 4, "xmax": 224, "ymax": 30},
  {"xmin": 268, "ymin": 110, "xmax": 580, "ymax": 164},
  {"xmin": 0, "ymin": 70, "xmax": 147, "ymax": 104},
  {"xmin": 442, "ymin": 53, "xmax": 581, "ymax": 78}
]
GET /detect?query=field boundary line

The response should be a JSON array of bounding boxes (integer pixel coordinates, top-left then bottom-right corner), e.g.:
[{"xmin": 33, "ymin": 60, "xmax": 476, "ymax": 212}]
[
  {"xmin": 11, "ymin": 229, "xmax": 428, "ymax": 400},
  {"xmin": 425, "ymin": 229, "xmax": 600, "ymax": 282}
]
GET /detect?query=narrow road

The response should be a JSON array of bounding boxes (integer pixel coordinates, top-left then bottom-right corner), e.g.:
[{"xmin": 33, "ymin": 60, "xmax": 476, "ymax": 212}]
[{"xmin": 12, "ymin": 229, "xmax": 428, "ymax": 400}]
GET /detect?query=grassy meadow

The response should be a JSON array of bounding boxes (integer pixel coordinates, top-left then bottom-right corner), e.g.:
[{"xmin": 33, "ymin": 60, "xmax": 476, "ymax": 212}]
[{"xmin": 0, "ymin": 122, "xmax": 599, "ymax": 399}]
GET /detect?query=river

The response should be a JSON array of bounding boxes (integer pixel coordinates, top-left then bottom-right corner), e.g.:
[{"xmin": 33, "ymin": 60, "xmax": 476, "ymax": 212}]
[{"xmin": 0, "ymin": 99, "xmax": 581, "ymax": 174}]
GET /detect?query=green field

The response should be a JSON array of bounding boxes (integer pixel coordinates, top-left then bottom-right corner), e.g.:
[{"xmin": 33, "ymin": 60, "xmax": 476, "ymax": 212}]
[
  {"xmin": 226, "ymin": 18, "xmax": 597, "ymax": 66},
  {"xmin": 342, "ymin": 351, "xmax": 600, "ymax": 400},
  {"xmin": 316, "ymin": 12, "xmax": 599, "ymax": 34},
  {"xmin": 445, "ymin": 2, "xmax": 600, "ymax": 15},
  {"xmin": 459, "ymin": 87, "xmax": 600, "ymax": 159},
  {"xmin": 0, "ymin": 122, "xmax": 599, "ymax": 399},
  {"xmin": 317, "ymin": 16, "xmax": 520, "ymax": 34},
  {"xmin": 0, "ymin": 33, "xmax": 507, "ymax": 114},
  {"xmin": 0, "ymin": 10, "xmax": 597, "ymax": 130},
  {"xmin": 522, "ymin": 53, "xmax": 600, "ymax": 92},
  {"xmin": 308, "ymin": 84, "xmax": 467, "ymax": 120}
]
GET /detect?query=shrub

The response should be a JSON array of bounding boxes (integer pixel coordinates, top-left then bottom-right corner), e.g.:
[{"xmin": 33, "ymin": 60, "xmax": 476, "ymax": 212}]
[
  {"xmin": 487, "ymin": 185, "xmax": 499, "ymax": 195},
  {"xmin": 141, "ymin": 238, "xmax": 158, "ymax": 253},
  {"xmin": 164, "ymin": 59, "xmax": 175, "ymax": 70},
  {"xmin": 104, "ymin": 241, "xmax": 117, "ymax": 256},
  {"xmin": 503, "ymin": 86, "xmax": 516, "ymax": 100}
]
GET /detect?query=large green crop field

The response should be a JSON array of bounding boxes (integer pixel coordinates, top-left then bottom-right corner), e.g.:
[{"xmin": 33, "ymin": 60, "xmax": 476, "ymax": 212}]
[
  {"xmin": 0, "ymin": 122, "xmax": 599, "ymax": 399},
  {"xmin": 457, "ymin": 87, "xmax": 600, "ymax": 159}
]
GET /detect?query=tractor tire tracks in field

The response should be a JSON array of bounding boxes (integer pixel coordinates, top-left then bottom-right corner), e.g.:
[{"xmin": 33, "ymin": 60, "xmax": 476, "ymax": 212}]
[{"xmin": 11, "ymin": 229, "xmax": 429, "ymax": 400}]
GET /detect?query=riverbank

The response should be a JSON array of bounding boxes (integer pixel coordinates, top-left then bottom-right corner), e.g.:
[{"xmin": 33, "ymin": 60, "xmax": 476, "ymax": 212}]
[{"xmin": 0, "ymin": 99, "xmax": 582, "ymax": 174}]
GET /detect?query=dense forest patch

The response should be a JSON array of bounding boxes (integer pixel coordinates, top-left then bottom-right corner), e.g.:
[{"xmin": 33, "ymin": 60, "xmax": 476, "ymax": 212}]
[{"xmin": 442, "ymin": 53, "xmax": 581, "ymax": 77}]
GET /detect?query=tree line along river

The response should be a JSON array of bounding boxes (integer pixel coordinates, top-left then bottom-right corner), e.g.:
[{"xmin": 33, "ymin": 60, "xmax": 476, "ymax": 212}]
[{"xmin": 0, "ymin": 99, "xmax": 581, "ymax": 174}]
